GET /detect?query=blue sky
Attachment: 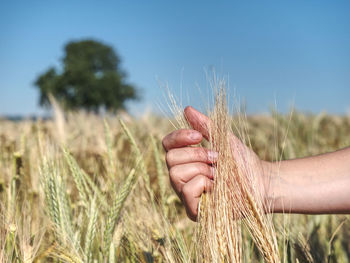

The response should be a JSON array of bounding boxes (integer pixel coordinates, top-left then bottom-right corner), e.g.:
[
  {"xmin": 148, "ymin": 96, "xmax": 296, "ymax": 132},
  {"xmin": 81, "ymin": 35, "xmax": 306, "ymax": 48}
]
[{"xmin": 1, "ymin": 1, "xmax": 349, "ymax": 116}]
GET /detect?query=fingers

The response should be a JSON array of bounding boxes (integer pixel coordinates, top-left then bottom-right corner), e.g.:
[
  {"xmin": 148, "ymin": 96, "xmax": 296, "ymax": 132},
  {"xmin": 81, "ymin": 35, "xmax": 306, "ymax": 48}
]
[
  {"xmin": 162, "ymin": 129, "xmax": 202, "ymax": 152},
  {"xmin": 166, "ymin": 147, "xmax": 218, "ymax": 167},
  {"xmin": 182, "ymin": 175, "xmax": 213, "ymax": 221},
  {"xmin": 169, "ymin": 162, "xmax": 215, "ymax": 195},
  {"xmin": 162, "ymin": 106, "xmax": 254, "ymax": 221}
]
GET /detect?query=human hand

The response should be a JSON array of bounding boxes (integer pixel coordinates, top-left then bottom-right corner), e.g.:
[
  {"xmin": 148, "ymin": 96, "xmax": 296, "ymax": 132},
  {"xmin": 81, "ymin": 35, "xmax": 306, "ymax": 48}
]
[{"xmin": 162, "ymin": 106, "xmax": 268, "ymax": 221}]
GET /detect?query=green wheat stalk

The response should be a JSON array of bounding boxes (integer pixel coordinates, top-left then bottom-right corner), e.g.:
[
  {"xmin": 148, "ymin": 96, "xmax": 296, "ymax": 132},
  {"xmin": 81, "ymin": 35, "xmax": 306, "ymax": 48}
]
[
  {"xmin": 103, "ymin": 165, "xmax": 139, "ymax": 258},
  {"xmin": 41, "ymin": 160, "xmax": 60, "ymax": 227},
  {"xmin": 84, "ymin": 197, "xmax": 98, "ymax": 263},
  {"xmin": 40, "ymin": 159, "xmax": 78, "ymax": 252},
  {"xmin": 62, "ymin": 147, "xmax": 108, "ymax": 209},
  {"xmin": 62, "ymin": 147, "xmax": 89, "ymax": 208}
]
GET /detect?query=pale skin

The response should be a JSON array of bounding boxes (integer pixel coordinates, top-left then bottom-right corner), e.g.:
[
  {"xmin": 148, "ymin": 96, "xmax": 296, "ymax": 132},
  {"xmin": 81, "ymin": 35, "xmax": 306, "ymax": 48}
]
[{"xmin": 162, "ymin": 106, "xmax": 350, "ymax": 221}]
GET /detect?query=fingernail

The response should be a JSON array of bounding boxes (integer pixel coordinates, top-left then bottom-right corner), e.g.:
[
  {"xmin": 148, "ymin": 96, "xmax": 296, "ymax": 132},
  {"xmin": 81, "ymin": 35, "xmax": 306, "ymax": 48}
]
[
  {"xmin": 210, "ymin": 167, "xmax": 216, "ymax": 178},
  {"xmin": 190, "ymin": 131, "xmax": 201, "ymax": 141},
  {"xmin": 208, "ymin": 151, "xmax": 218, "ymax": 162}
]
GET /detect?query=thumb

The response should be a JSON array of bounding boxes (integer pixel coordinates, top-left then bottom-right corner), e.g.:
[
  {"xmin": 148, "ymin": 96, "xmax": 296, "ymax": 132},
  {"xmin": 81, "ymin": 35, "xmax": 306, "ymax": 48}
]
[
  {"xmin": 184, "ymin": 106, "xmax": 211, "ymax": 140},
  {"xmin": 184, "ymin": 106, "xmax": 242, "ymax": 147}
]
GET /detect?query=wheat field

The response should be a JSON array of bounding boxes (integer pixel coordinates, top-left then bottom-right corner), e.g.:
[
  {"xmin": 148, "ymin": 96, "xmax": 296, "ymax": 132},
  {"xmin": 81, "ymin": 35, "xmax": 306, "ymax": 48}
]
[{"xmin": 1, "ymin": 103, "xmax": 350, "ymax": 262}]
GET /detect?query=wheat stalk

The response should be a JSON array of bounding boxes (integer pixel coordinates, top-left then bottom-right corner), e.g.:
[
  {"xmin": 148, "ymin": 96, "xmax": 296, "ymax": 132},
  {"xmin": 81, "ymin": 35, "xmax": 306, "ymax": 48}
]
[
  {"xmin": 151, "ymin": 135, "xmax": 167, "ymax": 215},
  {"xmin": 62, "ymin": 147, "xmax": 89, "ymax": 208},
  {"xmin": 104, "ymin": 119, "xmax": 117, "ymax": 180},
  {"xmin": 103, "ymin": 165, "xmax": 139, "ymax": 258},
  {"xmin": 84, "ymin": 197, "xmax": 98, "ymax": 263}
]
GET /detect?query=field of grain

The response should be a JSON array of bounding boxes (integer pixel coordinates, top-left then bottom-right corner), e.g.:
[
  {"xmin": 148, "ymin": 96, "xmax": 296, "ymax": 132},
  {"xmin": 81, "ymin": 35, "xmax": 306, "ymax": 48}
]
[{"xmin": 1, "ymin": 106, "xmax": 350, "ymax": 262}]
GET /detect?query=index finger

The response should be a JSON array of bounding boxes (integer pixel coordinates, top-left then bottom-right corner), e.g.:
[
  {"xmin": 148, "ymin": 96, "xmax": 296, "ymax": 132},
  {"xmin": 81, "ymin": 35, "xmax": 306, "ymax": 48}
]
[{"xmin": 162, "ymin": 129, "xmax": 202, "ymax": 152}]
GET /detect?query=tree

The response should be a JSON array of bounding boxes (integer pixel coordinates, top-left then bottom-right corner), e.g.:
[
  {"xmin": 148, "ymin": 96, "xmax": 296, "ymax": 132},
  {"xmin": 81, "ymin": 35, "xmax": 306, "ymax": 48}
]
[{"xmin": 35, "ymin": 39, "xmax": 139, "ymax": 112}]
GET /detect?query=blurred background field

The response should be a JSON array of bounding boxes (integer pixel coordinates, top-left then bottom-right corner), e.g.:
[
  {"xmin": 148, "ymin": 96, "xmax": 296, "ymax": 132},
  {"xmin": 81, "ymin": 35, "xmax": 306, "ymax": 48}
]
[{"xmin": 1, "ymin": 108, "xmax": 350, "ymax": 262}]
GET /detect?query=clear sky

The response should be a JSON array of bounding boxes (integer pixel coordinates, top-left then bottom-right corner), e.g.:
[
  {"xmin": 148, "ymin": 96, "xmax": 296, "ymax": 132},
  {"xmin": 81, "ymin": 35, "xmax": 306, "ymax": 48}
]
[{"xmin": 1, "ymin": 1, "xmax": 350, "ymax": 116}]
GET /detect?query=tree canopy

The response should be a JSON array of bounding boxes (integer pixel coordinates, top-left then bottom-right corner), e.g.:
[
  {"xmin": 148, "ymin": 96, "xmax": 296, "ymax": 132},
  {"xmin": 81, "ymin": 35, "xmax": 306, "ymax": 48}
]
[{"xmin": 35, "ymin": 39, "xmax": 139, "ymax": 112}]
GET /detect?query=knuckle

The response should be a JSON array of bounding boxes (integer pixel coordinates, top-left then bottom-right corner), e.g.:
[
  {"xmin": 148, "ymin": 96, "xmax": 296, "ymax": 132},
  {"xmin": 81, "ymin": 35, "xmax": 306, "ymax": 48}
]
[
  {"xmin": 166, "ymin": 150, "xmax": 175, "ymax": 166},
  {"xmin": 182, "ymin": 183, "xmax": 191, "ymax": 196},
  {"xmin": 195, "ymin": 163, "xmax": 206, "ymax": 174},
  {"xmin": 194, "ymin": 164, "xmax": 202, "ymax": 175},
  {"xmin": 162, "ymin": 132, "xmax": 174, "ymax": 149},
  {"xmin": 168, "ymin": 166, "xmax": 177, "ymax": 181},
  {"xmin": 205, "ymin": 164, "xmax": 212, "ymax": 175},
  {"xmin": 161, "ymin": 137, "xmax": 167, "ymax": 150},
  {"xmin": 198, "ymin": 175, "xmax": 206, "ymax": 186},
  {"xmin": 201, "ymin": 163, "xmax": 211, "ymax": 175}
]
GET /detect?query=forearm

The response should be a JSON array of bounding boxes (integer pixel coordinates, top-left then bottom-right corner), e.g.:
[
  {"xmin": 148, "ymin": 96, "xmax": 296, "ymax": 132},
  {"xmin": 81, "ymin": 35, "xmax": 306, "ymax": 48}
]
[{"xmin": 264, "ymin": 147, "xmax": 350, "ymax": 214}]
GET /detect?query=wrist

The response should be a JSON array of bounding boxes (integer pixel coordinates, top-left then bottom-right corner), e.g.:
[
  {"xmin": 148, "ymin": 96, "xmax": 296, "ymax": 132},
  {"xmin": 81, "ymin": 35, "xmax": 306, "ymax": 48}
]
[{"xmin": 260, "ymin": 160, "xmax": 279, "ymax": 213}]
